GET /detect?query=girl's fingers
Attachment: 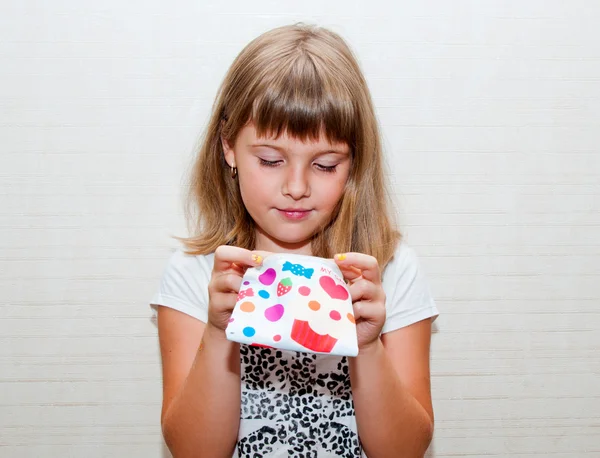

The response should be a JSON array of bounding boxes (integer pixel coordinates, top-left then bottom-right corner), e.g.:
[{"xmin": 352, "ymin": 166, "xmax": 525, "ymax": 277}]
[
  {"xmin": 348, "ymin": 278, "xmax": 384, "ymax": 304},
  {"xmin": 208, "ymin": 246, "xmax": 272, "ymax": 331},
  {"xmin": 213, "ymin": 245, "xmax": 270, "ymax": 273},
  {"xmin": 349, "ymin": 281, "xmax": 386, "ymax": 324},
  {"xmin": 211, "ymin": 246, "xmax": 274, "ymax": 297},
  {"xmin": 336, "ymin": 264, "xmax": 363, "ymax": 282},
  {"xmin": 353, "ymin": 300, "xmax": 386, "ymax": 323},
  {"xmin": 253, "ymin": 250, "xmax": 273, "ymax": 262},
  {"xmin": 336, "ymin": 255, "xmax": 386, "ymax": 328},
  {"xmin": 213, "ymin": 272, "xmax": 244, "ymax": 294},
  {"xmin": 334, "ymin": 252, "xmax": 381, "ymax": 284}
]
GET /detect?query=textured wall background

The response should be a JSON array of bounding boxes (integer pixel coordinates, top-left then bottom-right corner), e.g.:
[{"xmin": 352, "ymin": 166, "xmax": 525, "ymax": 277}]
[{"xmin": 1, "ymin": 1, "xmax": 599, "ymax": 457}]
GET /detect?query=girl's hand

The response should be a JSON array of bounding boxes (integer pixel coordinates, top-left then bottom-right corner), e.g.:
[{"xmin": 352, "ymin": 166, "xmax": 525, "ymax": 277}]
[
  {"xmin": 207, "ymin": 246, "xmax": 270, "ymax": 333},
  {"xmin": 334, "ymin": 252, "xmax": 386, "ymax": 351}
]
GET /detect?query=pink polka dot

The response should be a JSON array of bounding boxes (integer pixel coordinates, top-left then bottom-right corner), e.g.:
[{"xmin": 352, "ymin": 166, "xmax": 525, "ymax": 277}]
[
  {"xmin": 298, "ymin": 286, "xmax": 311, "ymax": 296},
  {"xmin": 273, "ymin": 335, "xmax": 281, "ymax": 342},
  {"xmin": 265, "ymin": 304, "xmax": 284, "ymax": 322},
  {"xmin": 329, "ymin": 310, "xmax": 341, "ymax": 321},
  {"xmin": 228, "ymin": 317, "xmax": 235, "ymax": 323}
]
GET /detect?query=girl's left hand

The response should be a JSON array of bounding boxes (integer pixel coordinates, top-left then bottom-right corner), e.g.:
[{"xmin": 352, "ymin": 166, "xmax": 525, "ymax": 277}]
[{"xmin": 333, "ymin": 252, "xmax": 386, "ymax": 351}]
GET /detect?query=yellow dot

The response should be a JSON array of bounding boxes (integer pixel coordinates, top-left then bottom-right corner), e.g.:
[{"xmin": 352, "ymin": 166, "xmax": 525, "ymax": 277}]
[
  {"xmin": 240, "ymin": 302, "xmax": 255, "ymax": 312},
  {"xmin": 308, "ymin": 301, "xmax": 321, "ymax": 311},
  {"xmin": 347, "ymin": 313, "xmax": 355, "ymax": 324}
]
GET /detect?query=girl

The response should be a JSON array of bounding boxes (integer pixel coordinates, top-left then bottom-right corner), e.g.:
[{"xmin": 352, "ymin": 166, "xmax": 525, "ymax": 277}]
[{"xmin": 150, "ymin": 24, "xmax": 439, "ymax": 458}]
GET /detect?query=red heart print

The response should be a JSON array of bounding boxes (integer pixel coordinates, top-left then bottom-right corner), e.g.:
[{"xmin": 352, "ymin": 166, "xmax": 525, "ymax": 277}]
[{"xmin": 319, "ymin": 276, "xmax": 349, "ymax": 300}]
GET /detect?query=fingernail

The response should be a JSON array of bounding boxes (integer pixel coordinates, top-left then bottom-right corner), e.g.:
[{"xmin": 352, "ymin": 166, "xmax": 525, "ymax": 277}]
[
  {"xmin": 252, "ymin": 254, "xmax": 263, "ymax": 265},
  {"xmin": 335, "ymin": 253, "xmax": 346, "ymax": 261}
]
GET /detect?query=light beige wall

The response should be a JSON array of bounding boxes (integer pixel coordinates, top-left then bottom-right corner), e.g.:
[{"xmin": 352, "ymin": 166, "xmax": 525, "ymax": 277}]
[{"xmin": 1, "ymin": 1, "xmax": 598, "ymax": 456}]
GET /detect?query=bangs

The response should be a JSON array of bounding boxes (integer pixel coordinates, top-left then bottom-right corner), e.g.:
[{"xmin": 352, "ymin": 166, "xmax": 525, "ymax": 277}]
[{"xmin": 249, "ymin": 54, "xmax": 357, "ymax": 146}]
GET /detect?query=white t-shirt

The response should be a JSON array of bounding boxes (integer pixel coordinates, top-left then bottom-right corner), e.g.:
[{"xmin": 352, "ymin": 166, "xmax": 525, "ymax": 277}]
[{"xmin": 150, "ymin": 242, "xmax": 438, "ymax": 458}]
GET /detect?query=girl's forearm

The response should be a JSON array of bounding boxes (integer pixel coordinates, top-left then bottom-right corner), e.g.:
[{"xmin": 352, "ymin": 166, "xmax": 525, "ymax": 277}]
[
  {"xmin": 349, "ymin": 340, "xmax": 434, "ymax": 458},
  {"xmin": 161, "ymin": 324, "xmax": 241, "ymax": 458}
]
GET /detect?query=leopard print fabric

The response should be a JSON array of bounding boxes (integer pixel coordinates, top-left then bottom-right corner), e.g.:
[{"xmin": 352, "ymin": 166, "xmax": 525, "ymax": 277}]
[{"xmin": 236, "ymin": 345, "xmax": 363, "ymax": 458}]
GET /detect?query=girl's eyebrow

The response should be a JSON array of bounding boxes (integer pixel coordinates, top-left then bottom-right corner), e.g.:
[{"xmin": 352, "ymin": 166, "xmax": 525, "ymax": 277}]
[{"xmin": 249, "ymin": 142, "xmax": 349, "ymax": 155}]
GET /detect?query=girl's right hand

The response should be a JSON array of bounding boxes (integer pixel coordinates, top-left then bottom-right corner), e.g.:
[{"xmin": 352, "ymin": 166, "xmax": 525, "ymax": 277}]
[{"xmin": 207, "ymin": 245, "xmax": 268, "ymax": 333}]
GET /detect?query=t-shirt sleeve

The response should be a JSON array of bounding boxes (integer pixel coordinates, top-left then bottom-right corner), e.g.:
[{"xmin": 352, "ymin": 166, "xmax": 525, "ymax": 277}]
[
  {"xmin": 149, "ymin": 249, "xmax": 212, "ymax": 323},
  {"xmin": 381, "ymin": 242, "xmax": 439, "ymax": 334}
]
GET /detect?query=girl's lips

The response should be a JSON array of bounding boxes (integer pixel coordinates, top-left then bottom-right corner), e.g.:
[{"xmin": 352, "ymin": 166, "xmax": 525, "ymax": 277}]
[{"xmin": 277, "ymin": 209, "xmax": 312, "ymax": 220}]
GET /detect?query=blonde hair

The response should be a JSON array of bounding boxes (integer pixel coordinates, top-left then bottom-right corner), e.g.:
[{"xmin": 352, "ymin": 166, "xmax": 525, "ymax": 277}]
[{"xmin": 178, "ymin": 23, "xmax": 401, "ymax": 267}]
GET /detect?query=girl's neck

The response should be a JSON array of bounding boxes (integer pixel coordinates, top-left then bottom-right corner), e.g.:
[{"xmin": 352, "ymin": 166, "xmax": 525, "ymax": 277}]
[{"xmin": 254, "ymin": 230, "xmax": 312, "ymax": 255}]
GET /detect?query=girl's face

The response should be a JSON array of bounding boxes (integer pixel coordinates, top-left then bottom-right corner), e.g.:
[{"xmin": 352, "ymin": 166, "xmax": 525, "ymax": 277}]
[{"xmin": 223, "ymin": 123, "xmax": 351, "ymax": 255}]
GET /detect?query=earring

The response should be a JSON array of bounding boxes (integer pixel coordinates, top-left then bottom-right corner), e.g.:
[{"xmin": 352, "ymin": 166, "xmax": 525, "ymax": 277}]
[{"xmin": 230, "ymin": 165, "xmax": 237, "ymax": 179}]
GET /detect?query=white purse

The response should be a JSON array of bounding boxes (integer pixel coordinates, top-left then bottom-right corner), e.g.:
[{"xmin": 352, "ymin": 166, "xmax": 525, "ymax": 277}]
[{"xmin": 226, "ymin": 253, "xmax": 359, "ymax": 357}]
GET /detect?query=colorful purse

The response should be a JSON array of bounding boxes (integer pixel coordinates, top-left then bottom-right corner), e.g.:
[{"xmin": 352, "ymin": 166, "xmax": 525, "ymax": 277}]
[{"xmin": 226, "ymin": 253, "xmax": 358, "ymax": 356}]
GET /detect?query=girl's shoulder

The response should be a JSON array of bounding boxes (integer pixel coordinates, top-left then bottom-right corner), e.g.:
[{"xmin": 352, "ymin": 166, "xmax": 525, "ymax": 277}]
[
  {"xmin": 381, "ymin": 241, "xmax": 439, "ymax": 332},
  {"xmin": 382, "ymin": 241, "xmax": 421, "ymax": 280},
  {"xmin": 149, "ymin": 249, "xmax": 216, "ymax": 322}
]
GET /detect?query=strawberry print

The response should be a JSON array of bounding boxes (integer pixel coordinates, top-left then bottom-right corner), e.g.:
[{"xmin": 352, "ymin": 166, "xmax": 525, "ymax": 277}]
[
  {"xmin": 276, "ymin": 278, "xmax": 292, "ymax": 297},
  {"xmin": 237, "ymin": 288, "xmax": 254, "ymax": 301}
]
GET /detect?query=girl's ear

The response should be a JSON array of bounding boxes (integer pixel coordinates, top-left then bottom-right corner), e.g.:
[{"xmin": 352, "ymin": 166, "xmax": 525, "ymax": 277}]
[{"xmin": 221, "ymin": 135, "xmax": 235, "ymax": 168}]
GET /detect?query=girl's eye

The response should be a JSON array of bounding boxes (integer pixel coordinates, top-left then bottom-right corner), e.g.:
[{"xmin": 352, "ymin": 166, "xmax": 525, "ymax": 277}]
[
  {"xmin": 315, "ymin": 164, "xmax": 337, "ymax": 173},
  {"xmin": 259, "ymin": 158, "xmax": 282, "ymax": 167},
  {"xmin": 259, "ymin": 158, "xmax": 337, "ymax": 173}
]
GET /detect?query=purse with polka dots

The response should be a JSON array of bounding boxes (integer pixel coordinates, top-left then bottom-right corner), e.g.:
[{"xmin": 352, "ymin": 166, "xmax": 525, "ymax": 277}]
[{"xmin": 226, "ymin": 253, "xmax": 359, "ymax": 356}]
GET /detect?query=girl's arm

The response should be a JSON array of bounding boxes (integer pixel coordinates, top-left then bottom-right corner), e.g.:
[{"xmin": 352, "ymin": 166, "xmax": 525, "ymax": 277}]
[
  {"xmin": 158, "ymin": 309, "xmax": 241, "ymax": 458},
  {"xmin": 349, "ymin": 319, "xmax": 434, "ymax": 458},
  {"xmin": 158, "ymin": 246, "xmax": 265, "ymax": 458},
  {"xmin": 334, "ymin": 252, "xmax": 435, "ymax": 458}
]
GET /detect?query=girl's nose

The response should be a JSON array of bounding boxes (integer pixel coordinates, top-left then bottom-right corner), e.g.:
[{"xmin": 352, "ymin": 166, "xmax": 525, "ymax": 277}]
[{"xmin": 282, "ymin": 167, "xmax": 310, "ymax": 200}]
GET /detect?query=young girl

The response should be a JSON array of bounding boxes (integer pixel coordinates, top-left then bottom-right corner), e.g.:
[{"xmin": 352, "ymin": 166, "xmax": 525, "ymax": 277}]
[{"xmin": 150, "ymin": 23, "xmax": 439, "ymax": 458}]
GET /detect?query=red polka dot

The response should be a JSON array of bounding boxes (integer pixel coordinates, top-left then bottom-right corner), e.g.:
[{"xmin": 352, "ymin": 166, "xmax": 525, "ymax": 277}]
[
  {"xmin": 298, "ymin": 286, "xmax": 311, "ymax": 296},
  {"xmin": 273, "ymin": 335, "xmax": 281, "ymax": 342},
  {"xmin": 329, "ymin": 310, "xmax": 341, "ymax": 321}
]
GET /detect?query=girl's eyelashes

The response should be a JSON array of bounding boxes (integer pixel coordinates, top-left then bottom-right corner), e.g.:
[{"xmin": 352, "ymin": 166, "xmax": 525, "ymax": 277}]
[
  {"xmin": 258, "ymin": 158, "xmax": 281, "ymax": 167},
  {"xmin": 258, "ymin": 158, "xmax": 338, "ymax": 173},
  {"xmin": 315, "ymin": 164, "xmax": 338, "ymax": 173}
]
